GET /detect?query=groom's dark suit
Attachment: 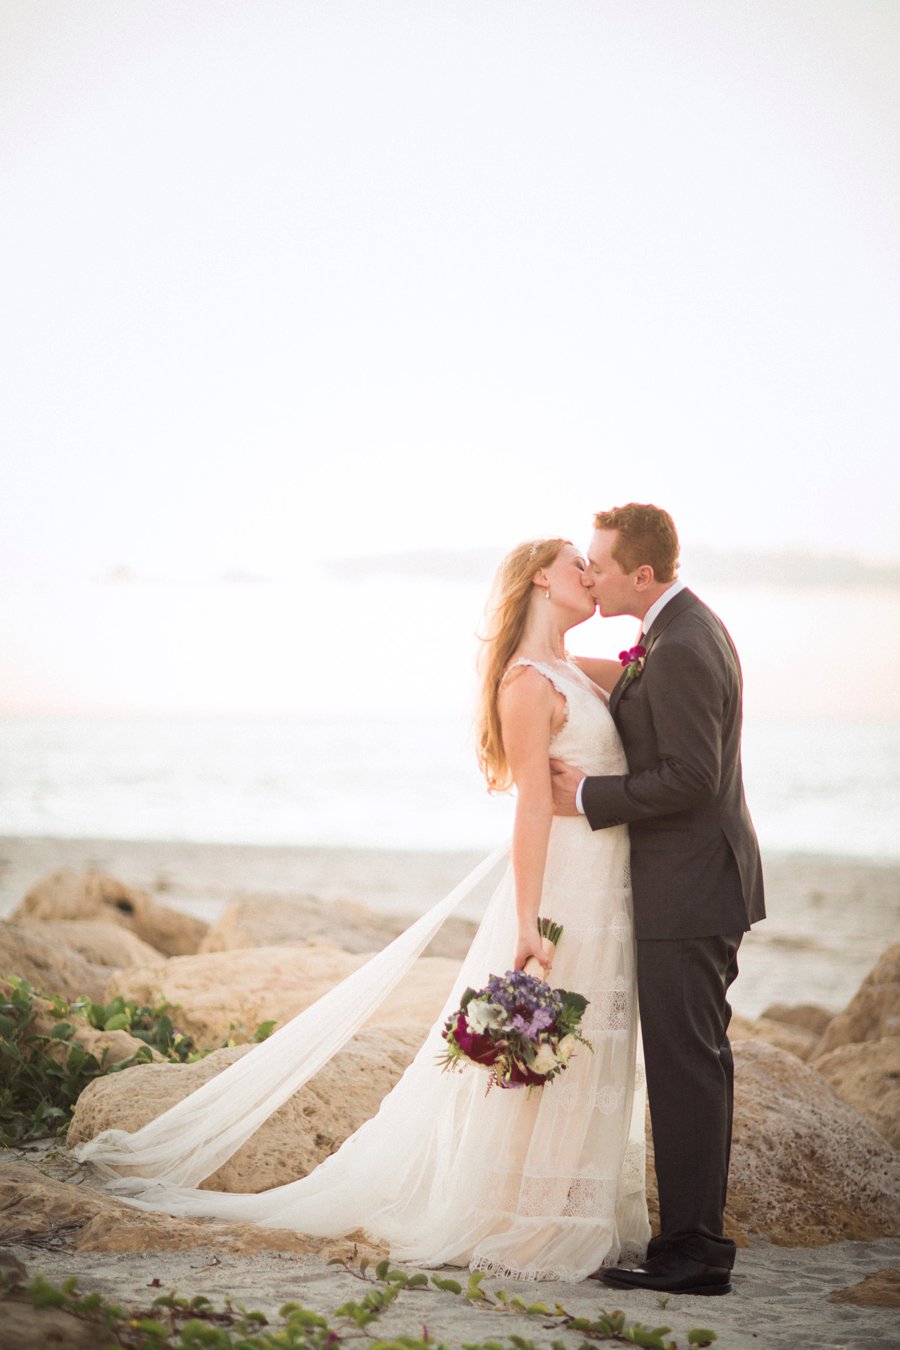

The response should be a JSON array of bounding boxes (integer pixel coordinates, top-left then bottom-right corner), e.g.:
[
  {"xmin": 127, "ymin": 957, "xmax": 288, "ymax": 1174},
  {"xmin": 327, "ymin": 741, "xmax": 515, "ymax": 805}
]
[{"xmin": 581, "ymin": 587, "xmax": 764, "ymax": 1267}]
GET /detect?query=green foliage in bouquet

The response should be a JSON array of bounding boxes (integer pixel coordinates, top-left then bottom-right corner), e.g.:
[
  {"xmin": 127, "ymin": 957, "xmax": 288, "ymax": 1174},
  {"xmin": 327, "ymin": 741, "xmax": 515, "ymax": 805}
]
[{"xmin": 0, "ymin": 976, "xmax": 276, "ymax": 1145}]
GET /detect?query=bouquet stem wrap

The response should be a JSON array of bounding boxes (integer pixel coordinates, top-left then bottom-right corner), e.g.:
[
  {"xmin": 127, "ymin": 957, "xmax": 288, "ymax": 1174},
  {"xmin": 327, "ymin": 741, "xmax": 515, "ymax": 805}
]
[{"xmin": 523, "ymin": 916, "xmax": 562, "ymax": 981}]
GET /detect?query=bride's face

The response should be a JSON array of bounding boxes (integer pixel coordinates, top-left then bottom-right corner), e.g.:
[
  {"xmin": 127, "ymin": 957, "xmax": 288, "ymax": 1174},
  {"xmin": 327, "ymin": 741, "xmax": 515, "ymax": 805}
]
[{"xmin": 543, "ymin": 545, "xmax": 597, "ymax": 624}]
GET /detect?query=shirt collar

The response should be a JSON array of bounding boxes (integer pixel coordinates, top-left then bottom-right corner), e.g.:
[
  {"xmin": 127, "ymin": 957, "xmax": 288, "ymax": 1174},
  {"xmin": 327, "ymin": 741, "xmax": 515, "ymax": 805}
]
[{"xmin": 640, "ymin": 577, "xmax": 687, "ymax": 640}]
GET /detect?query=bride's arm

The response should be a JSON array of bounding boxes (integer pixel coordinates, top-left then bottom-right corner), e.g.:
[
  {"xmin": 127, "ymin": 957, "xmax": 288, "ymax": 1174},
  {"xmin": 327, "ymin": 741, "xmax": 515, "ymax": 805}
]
[
  {"xmin": 498, "ymin": 667, "xmax": 561, "ymax": 974},
  {"xmin": 573, "ymin": 656, "xmax": 622, "ymax": 694}
]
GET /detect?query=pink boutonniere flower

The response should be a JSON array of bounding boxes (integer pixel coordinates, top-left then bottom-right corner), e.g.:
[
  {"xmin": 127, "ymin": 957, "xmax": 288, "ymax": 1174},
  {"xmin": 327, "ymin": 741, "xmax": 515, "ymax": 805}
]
[{"xmin": 618, "ymin": 644, "xmax": 647, "ymax": 687}]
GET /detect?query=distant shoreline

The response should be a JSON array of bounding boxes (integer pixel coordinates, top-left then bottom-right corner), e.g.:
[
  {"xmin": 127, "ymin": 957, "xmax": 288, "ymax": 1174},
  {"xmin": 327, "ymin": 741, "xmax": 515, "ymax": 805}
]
[{"xmin": 2, "ymin": 829, "xmax": 899, "ymax": 912}]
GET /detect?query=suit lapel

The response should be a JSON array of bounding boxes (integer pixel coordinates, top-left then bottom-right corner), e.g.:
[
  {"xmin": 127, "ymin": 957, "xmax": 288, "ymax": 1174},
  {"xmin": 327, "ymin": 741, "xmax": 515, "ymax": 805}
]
[
  {"xmin": 609, "ymin": 589, "xmax": 699, "ymax": 718},
  {"xmin": 608, "ymin": 672, "xmax": 628, "ymax": 719},
  {"xmin": 642, "ymin": 587, "xmax": 698, "ymax": 650}
]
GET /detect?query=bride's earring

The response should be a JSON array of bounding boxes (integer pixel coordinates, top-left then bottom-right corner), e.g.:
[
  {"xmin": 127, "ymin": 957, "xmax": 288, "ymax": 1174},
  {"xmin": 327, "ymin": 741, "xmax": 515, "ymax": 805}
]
[{"xmin": 545, "ymin": 586, "xmax": 551, "ymax": 601}]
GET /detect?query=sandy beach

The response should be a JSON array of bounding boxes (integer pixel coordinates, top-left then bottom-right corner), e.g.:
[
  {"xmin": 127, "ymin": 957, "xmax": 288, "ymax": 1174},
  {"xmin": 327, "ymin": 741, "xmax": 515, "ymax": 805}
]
[
  {"xmin": 4, "ymin": 1221, "xmax": 900, "ymax": 1350},
  {"xmin": 2, "ymin": 833, "xmax": 899, "ymax": 1347}
]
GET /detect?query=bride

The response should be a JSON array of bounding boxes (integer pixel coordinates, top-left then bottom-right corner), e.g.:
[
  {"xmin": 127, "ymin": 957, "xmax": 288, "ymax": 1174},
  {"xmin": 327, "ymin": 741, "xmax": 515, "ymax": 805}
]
[{"xmin": 71, "ymin": 537, "xmax": 650, "ymax": 1283}]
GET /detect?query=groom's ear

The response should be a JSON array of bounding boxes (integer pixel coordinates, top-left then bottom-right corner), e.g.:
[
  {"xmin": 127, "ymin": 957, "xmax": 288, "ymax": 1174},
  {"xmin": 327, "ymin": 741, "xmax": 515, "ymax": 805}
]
[{"xmin": 633, "ymin": 564, "xmax": 655, "ymax": 591}]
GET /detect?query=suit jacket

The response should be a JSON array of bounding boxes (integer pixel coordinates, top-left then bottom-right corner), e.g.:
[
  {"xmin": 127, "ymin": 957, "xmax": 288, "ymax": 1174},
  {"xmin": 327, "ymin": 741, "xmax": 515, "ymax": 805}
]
[{"xmin": 582, "ymin": 588, "xmax": 766, "ymax": 940}]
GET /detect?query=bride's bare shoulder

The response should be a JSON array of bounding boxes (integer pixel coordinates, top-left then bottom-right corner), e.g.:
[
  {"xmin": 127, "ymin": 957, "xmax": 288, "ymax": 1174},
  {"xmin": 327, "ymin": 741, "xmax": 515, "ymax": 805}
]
[{"xmin": 499, "ymin": 660, "xmax": 549, "ymax": 695}]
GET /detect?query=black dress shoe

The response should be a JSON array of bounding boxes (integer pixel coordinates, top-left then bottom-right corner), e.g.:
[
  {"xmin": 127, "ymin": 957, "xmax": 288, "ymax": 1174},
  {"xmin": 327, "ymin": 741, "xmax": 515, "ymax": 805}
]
[{"xmin": 593, "ymin": 1252, "xmax": 732, "ymax": 1296}]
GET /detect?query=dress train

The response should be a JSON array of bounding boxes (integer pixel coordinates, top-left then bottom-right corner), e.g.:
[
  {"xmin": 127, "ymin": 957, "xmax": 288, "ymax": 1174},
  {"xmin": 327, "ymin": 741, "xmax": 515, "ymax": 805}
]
[{"xmin": 72, "ymin": 661, "xmax": 650, "ymax": 1281}]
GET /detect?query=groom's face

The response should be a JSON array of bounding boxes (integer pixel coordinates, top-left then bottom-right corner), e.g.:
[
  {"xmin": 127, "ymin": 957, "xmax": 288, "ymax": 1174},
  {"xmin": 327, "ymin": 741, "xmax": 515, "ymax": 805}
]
[{"xmin": 585, "ymin": 530, "xmax": 639, "ymax": 618}]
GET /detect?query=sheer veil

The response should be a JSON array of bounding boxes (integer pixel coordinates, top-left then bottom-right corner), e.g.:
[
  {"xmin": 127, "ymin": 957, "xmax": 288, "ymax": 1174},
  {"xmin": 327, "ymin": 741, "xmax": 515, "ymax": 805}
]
[{"xmin": 71, "ymin": 842, "xmax": 509, "ymax": 1193}]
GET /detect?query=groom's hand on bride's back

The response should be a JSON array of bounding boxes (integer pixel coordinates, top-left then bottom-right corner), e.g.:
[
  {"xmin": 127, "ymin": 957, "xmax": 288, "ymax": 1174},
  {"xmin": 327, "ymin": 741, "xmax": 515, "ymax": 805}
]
[{"xmin": 550, "ymin": 759, "xmax": 583, "ymax": 816}]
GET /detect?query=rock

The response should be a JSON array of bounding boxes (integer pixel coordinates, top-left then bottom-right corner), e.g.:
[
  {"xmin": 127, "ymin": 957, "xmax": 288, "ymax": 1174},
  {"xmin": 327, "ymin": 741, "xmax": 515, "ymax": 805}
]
[
  {"xmin": 730, "ymin": 1012, "xmax": 818, "ymax": 1061},
  {"xmin": 105, "ymin": 944, "xmax": 460, "ymax": 1047},
  {"xmin": 0, "ymin": 1161, "xmax": 114, "ymax": 1240},
  {"xmin": 759, "ymin": 1002, "xmax": 833, "ymax": 1038},
  {"xmin": 0, "ymin": 922, "xmax": 111, "ymax": 1002},
  {"xmin": 828, "ymin": 1266, "xmax": 900, "ymax": 1307},
  {"xmin": 812, "ymin": 1037, "xmax": 900, "ymax": 1149},
  {"xmin": 0, "ymin": 919, "xmax": 164, "ymax": 1005},
  {"xmin": 16, "ymin": 920, "xmax": 163, "ymax": 971},
  {"xmin": 200, "ymin": 894, "xmax": 477, "ymax": 960},
  {"xmin": 814, "ymin": 942, "xmax": 900, "ymax": 1056},
  {"xmin": 68, "ymin": 1024, "xmax": 422, "ymax": 1191},
  {"xmin": 0, "ymin": 1300, "xmax": 101, "ymax": 1350},
  {"xmin": 0, "ymin": 1248, "xmax": 28, "ymax": 1283},
  {"xmin": 0, "ymin": 1163, "xmax": 384, "ymax": 1261},
  {"xmin": 725, "ymin": 1039, "xmax": 900, "ymax": 1245},
  {"xmin": 12, "ymin": 870, "xmax": 208, "ymax": 956}
]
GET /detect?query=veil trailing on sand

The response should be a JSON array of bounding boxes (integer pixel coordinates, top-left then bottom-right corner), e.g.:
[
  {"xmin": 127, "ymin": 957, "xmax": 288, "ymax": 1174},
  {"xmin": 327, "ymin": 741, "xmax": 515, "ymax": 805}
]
[{"xmin": 71, "ymin": 843, "xmax": 509, "ymax": 1194}]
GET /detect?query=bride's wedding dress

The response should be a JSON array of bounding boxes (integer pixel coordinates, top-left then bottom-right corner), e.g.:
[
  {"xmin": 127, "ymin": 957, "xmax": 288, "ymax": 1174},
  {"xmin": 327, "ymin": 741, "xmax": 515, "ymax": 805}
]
[{"xmin": 72, "ymin": 660, "xmax": 649, "ymax": 1282}]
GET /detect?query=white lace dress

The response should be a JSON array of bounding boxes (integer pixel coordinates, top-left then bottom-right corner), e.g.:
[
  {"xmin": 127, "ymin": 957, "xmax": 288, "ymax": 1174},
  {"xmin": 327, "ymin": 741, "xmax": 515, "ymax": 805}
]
[{"xmin": 72, "ymin": 659, "xmax": 649, "ymax": 1282}]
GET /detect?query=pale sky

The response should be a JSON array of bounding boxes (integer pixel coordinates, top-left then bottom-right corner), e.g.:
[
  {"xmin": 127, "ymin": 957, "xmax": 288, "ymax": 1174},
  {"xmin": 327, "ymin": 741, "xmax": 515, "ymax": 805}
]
[
  {"xmin": 2, "ymin": 0, "xmax": 898, "ymax": 588},
  {"xmin": 2, "ymin": 2, "xmax": 900, "ymax": 720}
]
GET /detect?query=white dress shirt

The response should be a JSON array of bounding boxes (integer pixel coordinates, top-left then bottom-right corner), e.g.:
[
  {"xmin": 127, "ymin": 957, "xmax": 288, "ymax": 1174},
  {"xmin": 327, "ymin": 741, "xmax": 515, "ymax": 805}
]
[{"xmin": 574, "ymin": 577, "xmax": 687, "ymax": 814}]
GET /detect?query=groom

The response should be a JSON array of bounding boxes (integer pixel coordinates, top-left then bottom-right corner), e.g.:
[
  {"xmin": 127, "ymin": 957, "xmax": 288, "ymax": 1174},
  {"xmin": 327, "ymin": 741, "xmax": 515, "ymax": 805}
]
[{"xmin": 551, "ymin": 503, "xmax": 765, "ymax": 1297}]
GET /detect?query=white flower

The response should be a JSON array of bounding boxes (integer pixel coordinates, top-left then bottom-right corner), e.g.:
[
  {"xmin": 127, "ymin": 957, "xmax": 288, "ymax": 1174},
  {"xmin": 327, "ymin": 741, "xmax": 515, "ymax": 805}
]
[
  {"xmin": 466, "ymin": 999, "xmax": 507, "ymax": 1034},
  {"xmin": 557, "ymin": 1034, "xmax": 578, "ymax": 1060},
  {"xmin": 532, "ymin": 1043, "xmax": 559, "ymax": 1076}
]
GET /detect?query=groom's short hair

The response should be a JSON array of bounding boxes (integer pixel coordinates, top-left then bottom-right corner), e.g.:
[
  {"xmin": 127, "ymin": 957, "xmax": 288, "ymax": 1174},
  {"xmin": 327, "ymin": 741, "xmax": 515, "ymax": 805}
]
[{"xmin": 594, "ymin": 503, "xmax": 679, "ymax": 582}]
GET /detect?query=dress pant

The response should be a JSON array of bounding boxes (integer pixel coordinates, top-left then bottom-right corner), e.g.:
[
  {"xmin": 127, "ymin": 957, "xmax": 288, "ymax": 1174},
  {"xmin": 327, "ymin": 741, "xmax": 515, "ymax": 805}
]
[{"xmin": 637, "ymin": 931, "xmax": 743, "ymax": 1269}]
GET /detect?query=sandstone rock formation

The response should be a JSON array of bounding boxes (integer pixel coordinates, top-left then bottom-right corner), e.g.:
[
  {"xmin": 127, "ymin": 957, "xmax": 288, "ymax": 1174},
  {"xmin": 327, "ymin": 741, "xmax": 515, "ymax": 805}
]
[
  {"xmin": 813, "ymin": 1036, "xmax": 900, "ymax": 1149},
  {"xmin": 725, "ymin": 1038, "xmax": 900, "ymax": 1245},
  {"xmin": 730, "ymin": 1011, "xmax": 818, "ymax": 1061},
  {"xmin": 105, "ymin": 943, "xmax": 460, "ymax": 1046},
  {"xmin": 200, "ymin": 893, "xmax": 477, "ymax": 960},
  {"xmin": 814, "ymin": 942, "xmax": 900, "ymax": 1056},
  {"xmin": 0, "ymin": 1299, "xmax": 100, "ymax": 1350},
  {"xmin": 69, "ymin": 1025, "xmax": 422, "ymax": 1191},
  {"xmin": 0, "ymin": 1163, "xmax": 384, "ymax": 1261},
  {"xmin": 0, "ymin": 918, "xmax": 165, "ymax": 1006},
  {"xmin": 0, "ymin": 922, "xmax": 111, "ymax": 1003},
  {"xmin": 18, "ymin": 920, "xmax": 163, "ymax": 971},
  {"xmin": 760, "ymin": 1002, "xmax": 833, "ymax": 1039},
  {"xmin": 12, "ymin": 870, "xmax": 208, "ymax": 956}
]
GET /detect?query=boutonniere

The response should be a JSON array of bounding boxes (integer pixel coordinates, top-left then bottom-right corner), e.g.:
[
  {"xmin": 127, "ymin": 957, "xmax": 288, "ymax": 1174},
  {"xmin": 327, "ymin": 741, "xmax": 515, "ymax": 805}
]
[{"xmin": 618, "ymin": 644, "xmax": 647, "ymax": 687}]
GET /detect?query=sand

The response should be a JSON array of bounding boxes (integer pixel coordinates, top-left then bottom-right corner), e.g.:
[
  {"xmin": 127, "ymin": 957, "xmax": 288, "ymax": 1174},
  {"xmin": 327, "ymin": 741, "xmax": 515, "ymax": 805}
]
[{"xmin": 5, "ymin": 1233, "xmax": 900, "ymax": 1348}]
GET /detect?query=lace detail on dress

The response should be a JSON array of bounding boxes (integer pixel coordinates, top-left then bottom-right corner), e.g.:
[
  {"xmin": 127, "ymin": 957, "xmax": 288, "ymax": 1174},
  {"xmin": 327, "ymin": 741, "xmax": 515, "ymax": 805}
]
[
  {"xmin": 582, "ymin": 983, "xmax": 632, "ymax": 1035},
  {"xmin": 621, "ymin": 1140, "xmax": 646, "ymax": 1193}
]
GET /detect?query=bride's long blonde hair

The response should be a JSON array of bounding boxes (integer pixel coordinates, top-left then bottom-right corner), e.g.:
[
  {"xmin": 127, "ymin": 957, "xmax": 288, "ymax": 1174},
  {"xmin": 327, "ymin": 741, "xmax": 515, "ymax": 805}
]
[{"xmin": 476, "ymin": 537, "xmax": 568, "ymax": 793}]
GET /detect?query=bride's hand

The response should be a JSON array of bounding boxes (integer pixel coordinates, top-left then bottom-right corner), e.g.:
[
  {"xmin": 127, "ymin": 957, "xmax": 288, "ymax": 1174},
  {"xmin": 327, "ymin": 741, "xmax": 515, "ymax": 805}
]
[{"xmin": 514, "ymin": 928, "xmax": 553, "ymax": 976}]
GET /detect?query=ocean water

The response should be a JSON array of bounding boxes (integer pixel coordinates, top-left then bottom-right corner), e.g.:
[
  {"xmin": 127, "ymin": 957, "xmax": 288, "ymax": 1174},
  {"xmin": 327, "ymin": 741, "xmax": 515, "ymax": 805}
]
[{"xmin": 1, "ymin": 710, "xmax": 898, "ymax": 860}]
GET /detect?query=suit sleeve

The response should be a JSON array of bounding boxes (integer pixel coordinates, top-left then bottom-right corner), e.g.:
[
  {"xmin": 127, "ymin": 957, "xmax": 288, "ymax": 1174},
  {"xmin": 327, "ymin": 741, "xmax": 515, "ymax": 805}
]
[{"xmin": 582, "ymin": 638, "xmax": 727, "ymax": 829}]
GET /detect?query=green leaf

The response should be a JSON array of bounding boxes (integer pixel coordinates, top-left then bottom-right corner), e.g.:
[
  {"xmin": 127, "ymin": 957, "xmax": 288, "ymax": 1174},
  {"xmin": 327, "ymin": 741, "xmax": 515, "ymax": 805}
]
[
  {"xmin": 103, "ymin": 1012, "xmax": 130, "ymax": 1031},
  {"xmin": 430, "ymin": 1276, "xmax": 462, "ymax": 1295},
  {"xmin": 133, "ymin": 1318, "xmax": 170, "ymax": 1335},
  {"xmin": 688, "ymin": 1332, "xmax": 718, "ymax": 1346}
]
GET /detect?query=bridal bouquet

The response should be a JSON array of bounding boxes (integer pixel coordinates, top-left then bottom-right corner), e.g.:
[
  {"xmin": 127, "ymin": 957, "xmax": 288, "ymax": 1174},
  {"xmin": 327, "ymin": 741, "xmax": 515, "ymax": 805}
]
[{"xmin": 438, "ymin": 920, "xmax": 591, "ymax": 1091}]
